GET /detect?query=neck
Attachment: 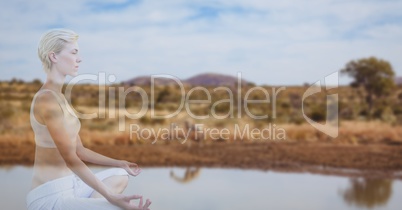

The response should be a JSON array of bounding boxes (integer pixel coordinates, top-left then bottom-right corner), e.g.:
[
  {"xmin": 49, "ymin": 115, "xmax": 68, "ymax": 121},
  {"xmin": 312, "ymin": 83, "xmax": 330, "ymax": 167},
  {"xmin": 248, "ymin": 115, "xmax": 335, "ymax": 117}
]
[{"xmin": 44, "ymin": 68, "xmax": 66, "ymax": 93}]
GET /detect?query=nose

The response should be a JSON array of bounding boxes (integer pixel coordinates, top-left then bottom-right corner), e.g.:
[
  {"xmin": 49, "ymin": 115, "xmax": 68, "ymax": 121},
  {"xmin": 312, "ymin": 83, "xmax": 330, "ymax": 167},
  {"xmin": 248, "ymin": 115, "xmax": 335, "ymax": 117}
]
[{"xmin": 77, "ymin": 56, "xmax": 82, "ymax": 63}]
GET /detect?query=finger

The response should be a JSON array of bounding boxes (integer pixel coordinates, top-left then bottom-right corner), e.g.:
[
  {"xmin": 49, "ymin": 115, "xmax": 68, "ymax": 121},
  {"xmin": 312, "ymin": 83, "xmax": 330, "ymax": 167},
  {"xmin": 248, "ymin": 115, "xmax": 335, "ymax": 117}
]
[
  {"xmin": 128, "ymin": 169, "xmax": 137, "ymax": 176},
  {"xmin": 131, "ymin": 168, "xmax": 141, "ymax": 176},
  {"xmin": 126, "ymin": 167, "xmax": 140, "ymax": 176},
  {"xmin": 138, "ymin": 197, "xmax": 143, "ymax": 208},
  {"xmin": 129, "ymin": 204, "xmax": 141, "ymax": 210},
  {"xmin": 130, "ymin": 163, "xmax": 139, "ymax": 168},
  {"xmin": 127, "ymin": 195, "xmax": 142, "ymax": 200},
  {"xmin": 143, "ymin": 199, "xmax": 152, "ymax": 208}
]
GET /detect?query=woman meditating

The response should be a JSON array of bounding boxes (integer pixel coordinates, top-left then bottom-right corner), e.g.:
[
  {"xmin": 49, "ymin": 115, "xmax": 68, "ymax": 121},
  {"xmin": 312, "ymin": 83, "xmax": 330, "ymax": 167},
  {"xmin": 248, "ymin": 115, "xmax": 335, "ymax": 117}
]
[{"xmin": 26, "ymin": 28, "xmax": 151, "ymax": 210}]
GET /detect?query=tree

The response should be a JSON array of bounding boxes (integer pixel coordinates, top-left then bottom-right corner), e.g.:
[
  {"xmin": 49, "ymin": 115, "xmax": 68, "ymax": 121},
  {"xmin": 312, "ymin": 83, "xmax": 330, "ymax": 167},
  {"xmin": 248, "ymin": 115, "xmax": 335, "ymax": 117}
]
[
  {"xmin": 342, "ymin": 178, "xmax": 392, "ymax": 208},
  {"xmin": 341, "ymin": 57, "xmax": 396, "ymax": 119},
  {"xmin": 31, "ymin": 78, "xmax": 43, "ymax": 85}
]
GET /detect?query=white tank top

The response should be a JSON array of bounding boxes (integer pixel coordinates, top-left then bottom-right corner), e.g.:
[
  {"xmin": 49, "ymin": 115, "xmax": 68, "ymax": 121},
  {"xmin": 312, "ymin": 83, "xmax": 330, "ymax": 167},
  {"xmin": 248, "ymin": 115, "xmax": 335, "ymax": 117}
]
[{"xmin": 30, "ymin": 89, "xmax": 81, "ymax": 148}]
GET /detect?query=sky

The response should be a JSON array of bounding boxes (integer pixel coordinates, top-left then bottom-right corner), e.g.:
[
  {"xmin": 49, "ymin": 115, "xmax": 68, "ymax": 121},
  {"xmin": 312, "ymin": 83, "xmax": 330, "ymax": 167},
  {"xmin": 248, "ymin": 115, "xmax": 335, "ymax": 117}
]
[{"xmin": 0, "ymin": 0, "xmax": 401, "ymax": 86}]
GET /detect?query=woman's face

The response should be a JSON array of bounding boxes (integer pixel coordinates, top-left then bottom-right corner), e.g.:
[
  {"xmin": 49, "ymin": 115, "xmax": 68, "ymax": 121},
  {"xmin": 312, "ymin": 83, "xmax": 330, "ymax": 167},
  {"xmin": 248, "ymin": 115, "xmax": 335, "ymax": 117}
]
[{"xmin": 54, "ymin": 41, "xmax": 81, "ymax": 77}]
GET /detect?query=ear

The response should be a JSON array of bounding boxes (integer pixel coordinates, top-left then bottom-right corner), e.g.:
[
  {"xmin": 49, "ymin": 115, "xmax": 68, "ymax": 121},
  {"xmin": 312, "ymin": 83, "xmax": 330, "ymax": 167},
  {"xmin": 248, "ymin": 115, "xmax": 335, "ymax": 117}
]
[{"xmin": 48, "ymin": 52, "xmax": 57, "ymax": 63}]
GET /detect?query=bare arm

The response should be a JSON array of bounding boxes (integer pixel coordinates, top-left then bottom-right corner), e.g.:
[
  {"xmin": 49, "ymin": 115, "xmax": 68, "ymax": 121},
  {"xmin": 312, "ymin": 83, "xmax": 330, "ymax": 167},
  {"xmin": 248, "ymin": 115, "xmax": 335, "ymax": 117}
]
[
  {"xmin": 76, "ymin": 135, "xmax": 122, "ymax": 167},
  {"xmin": 75, "ymin": 135, "xmax": 142, "ymax": 176}
]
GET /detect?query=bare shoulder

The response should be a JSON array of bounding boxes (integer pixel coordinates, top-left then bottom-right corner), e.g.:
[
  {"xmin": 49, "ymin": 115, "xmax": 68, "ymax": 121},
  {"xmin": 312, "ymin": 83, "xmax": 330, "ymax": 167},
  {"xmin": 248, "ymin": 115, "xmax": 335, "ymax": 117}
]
[{"xmin": 35, "ymin": 91, "xmax": 64, "ymax": 122}]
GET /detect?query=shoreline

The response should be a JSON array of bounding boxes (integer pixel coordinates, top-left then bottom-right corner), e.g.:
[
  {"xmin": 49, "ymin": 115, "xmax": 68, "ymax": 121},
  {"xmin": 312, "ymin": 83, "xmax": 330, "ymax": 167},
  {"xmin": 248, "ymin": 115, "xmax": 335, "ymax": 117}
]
[{"xmin": 2, "ymin": 142, "xmax": 402, "ymax": 179}]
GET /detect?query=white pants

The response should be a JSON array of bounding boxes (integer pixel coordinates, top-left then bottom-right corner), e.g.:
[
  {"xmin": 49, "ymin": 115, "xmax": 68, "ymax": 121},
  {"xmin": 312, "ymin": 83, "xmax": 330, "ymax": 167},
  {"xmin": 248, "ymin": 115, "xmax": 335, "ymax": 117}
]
[{"xmin": 26, "ymin": 168, "xmax": 129, "ymax": 210}]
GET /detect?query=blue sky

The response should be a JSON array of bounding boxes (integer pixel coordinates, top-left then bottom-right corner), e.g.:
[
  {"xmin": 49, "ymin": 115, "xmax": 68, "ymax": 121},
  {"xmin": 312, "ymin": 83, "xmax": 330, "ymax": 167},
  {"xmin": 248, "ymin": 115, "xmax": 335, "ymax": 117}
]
[{"xmin": 0, "ymin": 0, "xmax": 401, "ymax": 85}]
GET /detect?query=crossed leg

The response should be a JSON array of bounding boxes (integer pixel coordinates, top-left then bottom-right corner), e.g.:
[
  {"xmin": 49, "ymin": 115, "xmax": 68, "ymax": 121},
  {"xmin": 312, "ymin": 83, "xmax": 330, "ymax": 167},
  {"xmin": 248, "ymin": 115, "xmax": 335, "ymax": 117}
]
[{"xmin": 90, "ymin": 174, "xmax": 129, "ymax": 198}]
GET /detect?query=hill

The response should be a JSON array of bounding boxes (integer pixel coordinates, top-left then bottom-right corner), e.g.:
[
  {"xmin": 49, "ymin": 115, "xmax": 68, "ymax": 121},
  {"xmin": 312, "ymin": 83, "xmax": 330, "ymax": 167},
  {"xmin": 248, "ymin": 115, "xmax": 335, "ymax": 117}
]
[
  {"xmin": 123, "ymin": 73, "xmax": 250, "ymax": 86},
  {"xmin": 395, "ymin": 76, "xmax": 402, "ymax": 86}
]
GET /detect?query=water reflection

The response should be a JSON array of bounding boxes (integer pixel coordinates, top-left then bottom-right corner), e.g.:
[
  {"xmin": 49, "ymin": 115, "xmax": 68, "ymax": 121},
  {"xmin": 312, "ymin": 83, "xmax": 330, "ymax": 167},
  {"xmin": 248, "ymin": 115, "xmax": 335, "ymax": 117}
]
[
  {"xmin": 342, "ymin": 178, "xmax": 393, "ymax": 209},
  {"xmin": 1, "ymin": 166, "xmax": 402, "ymax": 210},
  {"xmin": 170, "ymin": 167, "xmax": 201, "ymax": 184}
]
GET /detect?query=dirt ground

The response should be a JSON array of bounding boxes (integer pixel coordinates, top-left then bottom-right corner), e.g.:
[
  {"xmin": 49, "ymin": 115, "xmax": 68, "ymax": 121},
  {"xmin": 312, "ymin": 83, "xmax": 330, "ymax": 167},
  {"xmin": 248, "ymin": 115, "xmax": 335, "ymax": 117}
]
[{"xmin": 2, "ymin": 141, "xmax": 402, "ymax": 179}]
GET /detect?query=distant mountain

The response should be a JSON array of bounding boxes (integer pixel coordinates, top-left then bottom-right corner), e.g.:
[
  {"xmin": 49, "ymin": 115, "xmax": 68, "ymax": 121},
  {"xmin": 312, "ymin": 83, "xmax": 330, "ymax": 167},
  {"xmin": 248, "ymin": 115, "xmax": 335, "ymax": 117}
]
[
  {"xmin": 185, "ymin": 73, "xmax": 249, "ymax": 86},
  {"xmin": 395, "ymin": 77, "xmax": 402, "ymax": 86},
  {"xmin": 123, "ymin": 73, "xmax": 250, "ymax": 87},
  {"xmin": 124, "ymin": 76, "xmax": 175, "ymax": 86}
]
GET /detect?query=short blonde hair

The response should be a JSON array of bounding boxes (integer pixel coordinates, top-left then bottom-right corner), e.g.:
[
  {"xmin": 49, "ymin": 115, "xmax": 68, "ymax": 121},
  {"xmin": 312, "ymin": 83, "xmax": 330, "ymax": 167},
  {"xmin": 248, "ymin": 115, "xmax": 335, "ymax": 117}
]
[{"xmin": 38, "ymin": 29, "xmax": 79, "ymax": 74}]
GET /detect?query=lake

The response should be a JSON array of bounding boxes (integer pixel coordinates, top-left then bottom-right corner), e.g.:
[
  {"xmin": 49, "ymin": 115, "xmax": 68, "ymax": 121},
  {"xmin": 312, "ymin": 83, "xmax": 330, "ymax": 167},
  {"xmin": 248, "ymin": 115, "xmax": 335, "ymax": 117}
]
[{"xmin": 1, "ymin": 166, "xmax": 401, "ymax": 210}]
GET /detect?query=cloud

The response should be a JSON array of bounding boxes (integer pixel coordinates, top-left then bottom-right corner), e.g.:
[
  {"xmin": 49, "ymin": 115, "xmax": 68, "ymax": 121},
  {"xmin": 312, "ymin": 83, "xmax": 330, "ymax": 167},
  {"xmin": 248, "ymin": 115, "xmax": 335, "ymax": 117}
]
[{"xmin": 0, "ymin": 0, "xmax": 401, "ymax": 85}]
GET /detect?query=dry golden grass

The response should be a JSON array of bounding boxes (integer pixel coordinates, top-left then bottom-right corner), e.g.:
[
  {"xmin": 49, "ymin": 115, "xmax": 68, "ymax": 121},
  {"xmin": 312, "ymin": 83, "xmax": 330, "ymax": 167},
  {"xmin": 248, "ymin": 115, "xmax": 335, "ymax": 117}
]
[{"xmin": 2, "ymin": 117, "xmax": 401, "ymax": 147}]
